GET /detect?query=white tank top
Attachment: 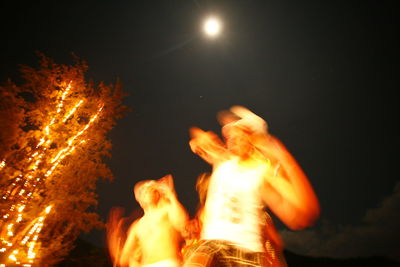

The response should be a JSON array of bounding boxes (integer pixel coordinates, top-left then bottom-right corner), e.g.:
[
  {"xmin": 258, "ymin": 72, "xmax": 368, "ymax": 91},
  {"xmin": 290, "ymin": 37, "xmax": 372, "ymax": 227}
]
[{"xmin": 201, "ymin": 157, "xmax": 268, "ymax": 252}]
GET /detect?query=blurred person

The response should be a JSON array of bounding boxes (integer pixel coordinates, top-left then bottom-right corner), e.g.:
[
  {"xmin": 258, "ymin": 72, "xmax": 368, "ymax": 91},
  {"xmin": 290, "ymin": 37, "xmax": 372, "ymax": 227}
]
[
  {"xmin": 107, "ymin": 174, "xmax": 189, "ymax": 267},
  {"xmin": 181, "ymin": 173, "xmax": 210, "ymax": 261},
  {"xmin": 183, "ymin": 106, "xmax": 320, "ymax": 267},
  {"xmin": 183, "ymin": 173, "xmax": 286, "ymax": 267}
]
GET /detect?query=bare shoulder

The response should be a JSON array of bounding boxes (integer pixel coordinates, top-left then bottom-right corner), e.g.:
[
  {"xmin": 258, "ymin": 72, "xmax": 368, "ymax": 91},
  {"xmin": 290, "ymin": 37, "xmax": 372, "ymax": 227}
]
[{"xmin": 126, "ymin": 218, "xmax": 141, "ymax": 236}]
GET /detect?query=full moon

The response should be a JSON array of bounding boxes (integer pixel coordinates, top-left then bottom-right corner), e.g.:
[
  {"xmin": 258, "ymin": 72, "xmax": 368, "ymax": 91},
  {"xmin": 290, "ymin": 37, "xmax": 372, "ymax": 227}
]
[{"xmin": 203, "ymin": 17, "xmax": 222, "ymax": 38}]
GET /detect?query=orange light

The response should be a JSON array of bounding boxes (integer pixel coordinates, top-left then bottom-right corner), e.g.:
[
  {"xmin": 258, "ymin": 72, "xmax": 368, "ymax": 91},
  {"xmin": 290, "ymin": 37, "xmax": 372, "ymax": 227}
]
[{"xmin": 0, "ymin": 78, "xmax": 107, "ymax": 265}]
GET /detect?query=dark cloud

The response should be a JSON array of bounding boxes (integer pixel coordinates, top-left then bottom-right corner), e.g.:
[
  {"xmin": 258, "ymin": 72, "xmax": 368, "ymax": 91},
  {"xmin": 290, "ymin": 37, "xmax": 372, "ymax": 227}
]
[{"xmin": 280, "ymin": 182, "xmax": 400, "ymax": 261}]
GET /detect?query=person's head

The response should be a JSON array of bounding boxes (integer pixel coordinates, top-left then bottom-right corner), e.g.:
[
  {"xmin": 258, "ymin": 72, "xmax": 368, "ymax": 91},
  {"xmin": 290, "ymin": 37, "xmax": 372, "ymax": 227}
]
[
  {"xmin": 134, "ymin": 180, "xmax": 161, "ymax": 209},
  {"xmin": 222, "ymin": 122, "xmax": 254, "ymax": 159}
]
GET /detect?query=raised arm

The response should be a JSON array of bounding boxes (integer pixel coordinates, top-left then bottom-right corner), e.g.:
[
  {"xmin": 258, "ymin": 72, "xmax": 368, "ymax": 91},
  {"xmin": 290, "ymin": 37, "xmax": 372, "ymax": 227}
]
[
  {"xmin": 189, "ymin": 127, "xmax": 229, "ymax": 165},
  {"xmin": 158, "ymin": 174, "xmax": 189, "ymax": 233},
  {"xmin": 167, "ymin": 192, "xmax": 189, "ymax": 233},
  {"xmin": 258, "ymin": 134, "xmax": 320, "ymax": 230},
  {"xmin": 106, "ymin": 207, "xmax": 125, "ymax": 265}
]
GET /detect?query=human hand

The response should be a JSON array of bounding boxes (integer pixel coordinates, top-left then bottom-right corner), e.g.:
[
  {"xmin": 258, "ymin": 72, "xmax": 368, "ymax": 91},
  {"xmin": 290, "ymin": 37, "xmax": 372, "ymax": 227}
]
[
  {"xmin": 229, "ymin": 105, "xmax": 268, "ymax": 135},
  {"xmin": 157, "ymin": 174, "xmax": 176, "ymax": 200},
  {"xmin": 189, "ymin": 127, "xmax": 227, "ymax": 163}
]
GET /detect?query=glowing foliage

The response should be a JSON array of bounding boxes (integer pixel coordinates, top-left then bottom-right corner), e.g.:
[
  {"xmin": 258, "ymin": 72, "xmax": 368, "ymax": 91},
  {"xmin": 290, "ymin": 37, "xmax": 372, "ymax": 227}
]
[{"xmin": 0, "ymin": 54, "xmax": 127, "ymax": 265}]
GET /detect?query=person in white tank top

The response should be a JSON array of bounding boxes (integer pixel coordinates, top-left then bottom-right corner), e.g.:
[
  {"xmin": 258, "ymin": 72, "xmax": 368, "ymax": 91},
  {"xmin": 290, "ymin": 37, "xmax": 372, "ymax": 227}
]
[{"xmin": 183, "ymin": 106, "xmax": 320, "ymax": 267}]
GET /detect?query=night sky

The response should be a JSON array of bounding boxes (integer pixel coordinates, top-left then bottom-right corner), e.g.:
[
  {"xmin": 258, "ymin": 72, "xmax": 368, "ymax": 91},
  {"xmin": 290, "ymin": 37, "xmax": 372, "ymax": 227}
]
[{"xmin": 1, "ymin": 0, "xmax": 399, "ymax": 261}]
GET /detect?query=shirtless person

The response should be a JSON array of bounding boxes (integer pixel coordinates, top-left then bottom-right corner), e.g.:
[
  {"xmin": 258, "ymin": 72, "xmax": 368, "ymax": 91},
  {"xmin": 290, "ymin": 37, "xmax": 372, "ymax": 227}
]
[
  {"xmin": 109, "ymin": 175, "xmax": 188, "ymax": 267},
  {"xmin": 183, "ymin": 106, "xmax": 320, "ymax": 267}
]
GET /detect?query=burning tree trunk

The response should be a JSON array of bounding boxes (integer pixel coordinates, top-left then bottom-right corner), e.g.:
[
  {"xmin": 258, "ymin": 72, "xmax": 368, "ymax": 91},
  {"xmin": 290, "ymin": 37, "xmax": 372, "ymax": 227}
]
[{"xmin": 0, "ymin": 54, "xmax": 128, "ymax": 266}]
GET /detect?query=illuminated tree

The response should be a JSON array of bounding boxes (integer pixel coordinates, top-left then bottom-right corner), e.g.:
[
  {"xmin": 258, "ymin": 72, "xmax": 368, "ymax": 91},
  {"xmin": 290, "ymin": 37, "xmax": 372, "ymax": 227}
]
[{"xmin": 0, "ymin": 54, "xmax": 128, "ymax": 266}]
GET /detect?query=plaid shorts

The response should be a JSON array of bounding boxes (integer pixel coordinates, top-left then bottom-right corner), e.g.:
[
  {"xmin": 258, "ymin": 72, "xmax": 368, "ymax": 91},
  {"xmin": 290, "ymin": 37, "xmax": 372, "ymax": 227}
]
[{"xmin": 183, "ymin": 240, "xmax": 270, "ymax": 267}]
